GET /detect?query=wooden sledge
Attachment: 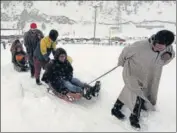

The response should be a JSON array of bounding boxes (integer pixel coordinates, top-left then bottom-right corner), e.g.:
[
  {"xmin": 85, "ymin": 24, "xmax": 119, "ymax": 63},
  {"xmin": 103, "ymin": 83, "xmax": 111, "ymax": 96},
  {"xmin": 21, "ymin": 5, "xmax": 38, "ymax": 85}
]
[
  {"xmin": 13, "ymin": 63, "xmax": 29, "ymax": 72},
  {"xmin": 47, "ymin": 83, "xmax": 82, "ymax": 102}
]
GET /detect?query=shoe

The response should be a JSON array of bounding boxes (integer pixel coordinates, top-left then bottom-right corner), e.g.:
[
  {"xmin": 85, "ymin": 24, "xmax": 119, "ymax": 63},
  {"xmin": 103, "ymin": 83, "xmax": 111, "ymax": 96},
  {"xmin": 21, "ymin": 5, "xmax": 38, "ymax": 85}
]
[
  {"xmin": 36, "ymin": 78, "xmax": 42, "ymax": 85},
  {"xmin": 91, "ymin": 81, "xmax": 101, "ymax": 97},
  {"xmin": 111, "ymin": 106, "xmax": 125, "ymax": 120},
  {"xmin": 129, "ymin": 114, "xmax": 140, "ymax": 129},
  {"xmin": 82, "ymin": 87, "xmax": 92, "ymax": 100}
]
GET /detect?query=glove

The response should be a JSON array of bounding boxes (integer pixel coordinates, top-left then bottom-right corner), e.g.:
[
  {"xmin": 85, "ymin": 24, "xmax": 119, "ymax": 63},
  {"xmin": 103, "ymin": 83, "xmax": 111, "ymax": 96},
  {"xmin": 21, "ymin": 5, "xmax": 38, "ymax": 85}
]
[{"xmin": 161, "ymin": 52, "xmax": 172, "ymax": 61}]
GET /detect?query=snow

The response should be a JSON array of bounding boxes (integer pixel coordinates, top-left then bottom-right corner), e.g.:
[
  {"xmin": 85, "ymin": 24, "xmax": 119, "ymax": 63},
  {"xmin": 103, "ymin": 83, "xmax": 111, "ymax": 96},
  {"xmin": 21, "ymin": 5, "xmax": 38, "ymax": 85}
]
[
  {"xmin": 1, "ymin": 30, "xmax": 22, "ymax": 36},
  {"xmin": 1, "ymin": 43, "xmax": 176, "ymax": 132},
  {"xmin": 121, "ymin": 1, "xmax": 176, "ymax": 22},
  {"xmin": 21, "ymin": 21, "xmax": 176, "ymax": 39},
  {"xmin": 1, "ymin": 1, "xmax": 176, "ymax": 131}
]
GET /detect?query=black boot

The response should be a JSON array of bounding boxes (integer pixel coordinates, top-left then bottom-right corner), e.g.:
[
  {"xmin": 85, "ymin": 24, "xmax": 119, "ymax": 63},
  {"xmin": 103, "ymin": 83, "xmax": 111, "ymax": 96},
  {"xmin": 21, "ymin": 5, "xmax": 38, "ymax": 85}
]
[
  {"xmin": 82, "ymin": 85, "xmax": 92, "ymax": 100},
  {"xmin": 111, "ymin": 99, "xmax": 125, "ymax": 120},
  {"xmin": 129, "ymin": 114, "xmax": 140, "ymax": 129},
  {"xmin": 36, "ymin": 78, "xmax": 42, "ymax": 85},
  {"xmin": 141, "ymin": 99, "xmax": 147, "ymax": 111},
  {"xmin": 129, "ymin": 96, "xmax": 143, "ymax": 129},
  {"xmin": 91, "ymin": 81, "xmax": 101, "ymax": 97}
]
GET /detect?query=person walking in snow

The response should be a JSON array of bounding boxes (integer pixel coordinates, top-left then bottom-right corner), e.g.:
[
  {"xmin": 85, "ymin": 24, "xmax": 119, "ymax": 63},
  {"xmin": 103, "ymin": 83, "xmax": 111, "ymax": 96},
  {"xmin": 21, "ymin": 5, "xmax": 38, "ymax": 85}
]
[
  {"xmin": 24, "ymin": 23, "xmax": 44, "ymax": 78},
  {"xmin": 111, "ymin": 30, "xmax": 175, "ymax": 129}
]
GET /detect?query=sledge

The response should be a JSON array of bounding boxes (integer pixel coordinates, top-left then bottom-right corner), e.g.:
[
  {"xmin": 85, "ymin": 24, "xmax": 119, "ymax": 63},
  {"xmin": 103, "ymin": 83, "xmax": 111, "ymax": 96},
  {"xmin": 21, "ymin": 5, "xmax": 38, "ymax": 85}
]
[
  {"xmin": 46, "ymin": 81, "xmax": 101, "ymax": 102},
  {"xmin": 13, "ymin": 63, "xmax": 30, "ymax": 72}
]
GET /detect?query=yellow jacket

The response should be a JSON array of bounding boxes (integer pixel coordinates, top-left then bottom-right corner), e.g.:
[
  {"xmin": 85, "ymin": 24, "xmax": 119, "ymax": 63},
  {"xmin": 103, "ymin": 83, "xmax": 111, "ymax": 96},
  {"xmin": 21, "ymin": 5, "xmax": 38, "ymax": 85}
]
[
  {"xmin": 40, "ymin": 36, "xmax": 56, "ymax": 55},
  {"xmin": 39, "ymin": 36, "xmax": 73, "ymax": 63}
]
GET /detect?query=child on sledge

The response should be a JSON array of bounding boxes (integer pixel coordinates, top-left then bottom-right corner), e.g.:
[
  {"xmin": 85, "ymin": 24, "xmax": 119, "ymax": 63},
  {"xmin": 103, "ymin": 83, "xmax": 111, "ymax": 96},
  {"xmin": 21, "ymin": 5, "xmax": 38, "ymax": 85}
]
[
  {"xmin": 42, "ymin": 48, "xmax": 100, "ymax": 100},
  {"xmin": 10, "ymin": 39, "xmax": 24, "ymax": 63},
  {"xmin": 13, "ymin": 45, "xmax": 29, "ymax": 71}
]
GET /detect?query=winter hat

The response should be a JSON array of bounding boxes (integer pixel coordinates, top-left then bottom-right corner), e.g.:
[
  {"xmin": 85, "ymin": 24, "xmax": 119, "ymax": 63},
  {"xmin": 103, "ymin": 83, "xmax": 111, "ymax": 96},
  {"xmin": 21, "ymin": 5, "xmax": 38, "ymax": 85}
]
[
  {"xmin": 54, "ymin": 48, "xmax": 67, "ymax": 60},
  {"xmin": 14, "ymin": 39, "xmax": 20, "ymax": 45},
  {"xmin": 49, "ymin": 29, "xmax": 58, "ymax": 42},
  {"xmin": 154, "ymin": 30, "xmax": 175, "ymax": 46},
  {"xmin": 30, "ymin": 23, "xmax": 37, "ymax": 29}
]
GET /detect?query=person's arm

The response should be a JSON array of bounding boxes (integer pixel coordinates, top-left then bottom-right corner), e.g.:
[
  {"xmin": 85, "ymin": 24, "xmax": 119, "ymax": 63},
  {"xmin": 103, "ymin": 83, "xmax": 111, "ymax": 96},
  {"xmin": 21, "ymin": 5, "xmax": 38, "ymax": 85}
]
[
  {"xmin": 161, "ymin": 45, "xmax": 175, "ymax": 65},
  {"xmin": 51, "ymin": 42, "xmax": 56, "ymax": 56},
  {"xmin": 118, "ymin": 45, "xmax": 135, "ymax": 67},
  {"xmin": 66, "ymin": 62, "xmax": 73, "ymax": 81},
  {"xmin": 37, "ymin": 29, "xmax": 44, "ymax": 39}
]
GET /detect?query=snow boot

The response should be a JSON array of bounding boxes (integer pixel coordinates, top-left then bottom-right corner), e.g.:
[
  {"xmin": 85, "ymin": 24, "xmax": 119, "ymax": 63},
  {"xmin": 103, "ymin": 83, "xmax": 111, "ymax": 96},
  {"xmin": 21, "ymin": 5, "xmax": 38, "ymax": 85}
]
[
  {"xmin": 91, "ymin": 81, "xmax": 101, "ymax": 97},
  {"xmin": 36, "ymin": 78, "xmax": 42, "ymax": 85},
  {"xmin": 129, "ymin": 114, "xmax": 140, "ymax": 129},
  {"xmin": 129, "ymin": 96, "xmax": 143, "ymax": 129},
  {"xmin": 82, "ymin": 85, "xmax": 92, "ymax": 100},
  {"xmin": 141, "ymin": 99, "xmax": 147, "ymax": 111},
  {"xmin": 111, "ymin": 99, "xmax": 125, "ymax": 120}
]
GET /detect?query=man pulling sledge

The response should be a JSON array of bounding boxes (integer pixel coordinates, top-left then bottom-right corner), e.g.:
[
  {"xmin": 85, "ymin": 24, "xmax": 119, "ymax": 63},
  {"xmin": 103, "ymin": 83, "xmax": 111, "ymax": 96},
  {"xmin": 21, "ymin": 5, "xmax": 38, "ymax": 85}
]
[{"xmin": 111, "ymin": 30, "xmax": 175, "ymax": 129}]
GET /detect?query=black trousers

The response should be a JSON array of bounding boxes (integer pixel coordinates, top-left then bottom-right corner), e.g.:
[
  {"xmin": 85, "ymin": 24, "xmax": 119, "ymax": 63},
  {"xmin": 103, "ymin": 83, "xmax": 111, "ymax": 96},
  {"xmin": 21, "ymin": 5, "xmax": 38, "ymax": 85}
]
[{"xmin": 28, "ymin": 54, "xmax": 35, "ymax": 76}]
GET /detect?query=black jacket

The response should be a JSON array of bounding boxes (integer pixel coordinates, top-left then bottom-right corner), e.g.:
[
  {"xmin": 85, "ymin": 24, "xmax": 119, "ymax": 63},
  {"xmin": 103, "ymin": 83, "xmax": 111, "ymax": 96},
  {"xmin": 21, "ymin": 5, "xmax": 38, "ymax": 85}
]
[
  {"xmin": 24, "ymin": 29, "xmax": 44, "ymax": 56},
  {"xmin": 42, "ymin": 59, "xmax": 73, "ymax": 91}
]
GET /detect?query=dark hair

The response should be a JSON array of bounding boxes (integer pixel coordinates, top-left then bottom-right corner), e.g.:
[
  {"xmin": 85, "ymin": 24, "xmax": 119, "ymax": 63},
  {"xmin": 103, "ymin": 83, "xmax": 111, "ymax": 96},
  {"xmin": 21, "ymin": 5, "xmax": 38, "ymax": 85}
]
[
  {"xmin": 14, "ymin": 39, "xmax": 20, "ymax": 44},
  {"xmin": 154, "ymin": 30, "xmax": 175, "ymax": 46},
  {"xmin": 54, "ymin": 48, "xmax": 67, "ymax": 60},
  {"xmin": 49, "ymin": 29, "xmax": 58, "ymax": 42}
]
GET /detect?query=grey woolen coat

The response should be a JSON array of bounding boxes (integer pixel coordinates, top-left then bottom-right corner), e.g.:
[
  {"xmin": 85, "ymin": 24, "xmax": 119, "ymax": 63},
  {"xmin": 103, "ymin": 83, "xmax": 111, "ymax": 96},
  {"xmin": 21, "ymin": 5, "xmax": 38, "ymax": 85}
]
[{"xmin": 117, "ymin": 38, "xmax": 175, "ymax": 113}]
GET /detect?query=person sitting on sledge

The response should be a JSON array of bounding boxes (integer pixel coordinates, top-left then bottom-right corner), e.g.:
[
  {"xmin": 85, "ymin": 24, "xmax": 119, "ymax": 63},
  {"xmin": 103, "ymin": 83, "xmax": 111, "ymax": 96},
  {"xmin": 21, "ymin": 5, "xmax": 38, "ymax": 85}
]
[
  {"xmin": 13, "ymin": 45, "xmax": 29, "ymax": 71},
  {"xmin": 42, "ymin": 48, "xmax": 100, "ymax": 100},
  {"xmin": 10, "ymin": 39, "xmax": 24, "ymax": 63}
]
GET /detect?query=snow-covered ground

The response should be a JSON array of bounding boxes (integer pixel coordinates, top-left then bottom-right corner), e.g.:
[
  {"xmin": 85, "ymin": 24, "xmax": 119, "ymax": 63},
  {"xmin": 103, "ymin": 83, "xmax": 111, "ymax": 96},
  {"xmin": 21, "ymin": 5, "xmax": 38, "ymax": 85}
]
[
  {"xmin": 1, "ymin": 1, "xmax": 176, "ymax": 38},
  {"xmin": 1, "ymin": 43, "xmax": 176, "ymax": 132}
]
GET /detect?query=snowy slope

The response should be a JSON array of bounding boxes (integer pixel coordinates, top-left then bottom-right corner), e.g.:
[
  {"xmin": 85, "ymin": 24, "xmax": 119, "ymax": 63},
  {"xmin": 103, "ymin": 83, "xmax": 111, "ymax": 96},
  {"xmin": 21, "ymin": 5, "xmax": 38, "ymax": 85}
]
[
  {"xmin": 1, "ymin": 1, "xmax": 176, "ymax": 23},
  {"xmin": 1, "ymin": 1, "xmax": 176, "ymax": 30},
  {"xmin": 1, "ymin": 1, "xmax": 176, "ymax": 39},
  {"xmin": 1, "ymin": 43, "xmax": 176, "ymax": 132}
]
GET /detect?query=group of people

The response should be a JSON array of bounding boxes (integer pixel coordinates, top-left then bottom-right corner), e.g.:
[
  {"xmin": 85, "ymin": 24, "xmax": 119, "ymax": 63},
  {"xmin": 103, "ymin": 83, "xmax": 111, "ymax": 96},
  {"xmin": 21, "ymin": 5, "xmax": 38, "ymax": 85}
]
[
  {"xmin": 10, "ymin": 23, "xmax": 100, "ymax": 100},
  {"xmin": 10, "ymin": 22, "xmax": 175, "ymax": 129}
]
